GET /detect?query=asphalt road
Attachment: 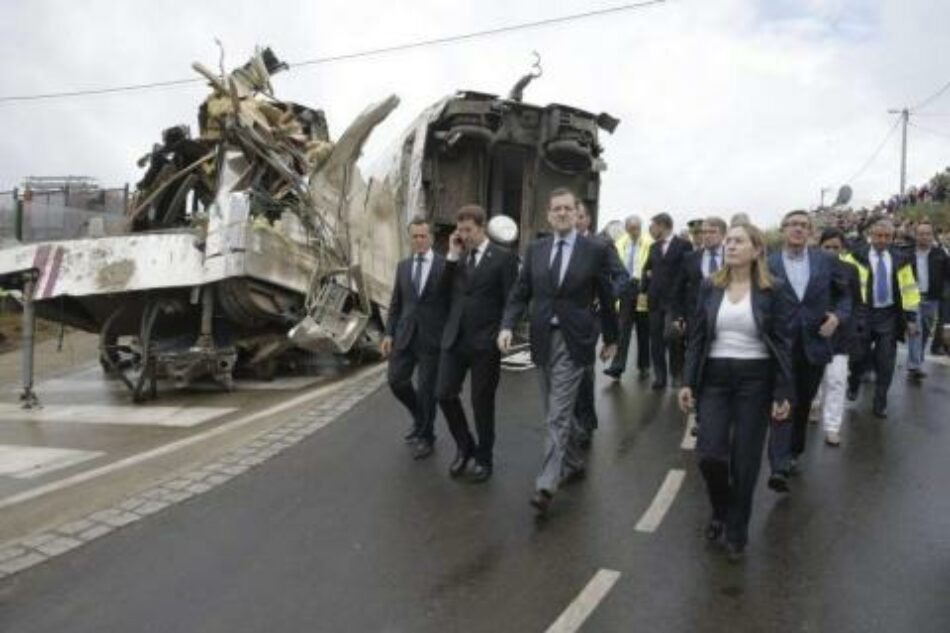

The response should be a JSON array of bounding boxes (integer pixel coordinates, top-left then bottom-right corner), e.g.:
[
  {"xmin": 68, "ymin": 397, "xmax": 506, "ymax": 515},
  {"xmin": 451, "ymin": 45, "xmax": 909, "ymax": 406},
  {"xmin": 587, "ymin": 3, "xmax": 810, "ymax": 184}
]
[{"xmin": 1, "ymin": 354, "xmax": 948, "ymax": 632}]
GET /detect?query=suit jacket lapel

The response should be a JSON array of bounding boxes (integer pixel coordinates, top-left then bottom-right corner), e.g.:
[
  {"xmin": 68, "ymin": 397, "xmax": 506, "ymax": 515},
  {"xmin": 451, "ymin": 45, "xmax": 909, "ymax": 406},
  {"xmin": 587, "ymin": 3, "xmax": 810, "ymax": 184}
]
[
  {"xmin": 559, "ymin": 235, "xmax": 583, "ymax": 291},
  {"xmin": 420, "ymin": 255, "xmax": 442, "ymax": 298},
  {"xmin": 540, "ymin": 237, "xmax": 554, "ymax": 292},
  {"xmin": 706, "ymin": 286, "xmax": 724, "ymax": 336},
  {"xmin": 802, "ymin": 247, "xmax": 821, "ymax": 302}
]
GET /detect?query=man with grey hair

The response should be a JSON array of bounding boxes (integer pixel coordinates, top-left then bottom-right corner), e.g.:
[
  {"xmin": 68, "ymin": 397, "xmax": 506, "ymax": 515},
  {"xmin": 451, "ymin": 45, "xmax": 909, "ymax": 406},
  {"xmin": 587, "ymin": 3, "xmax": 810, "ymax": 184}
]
[{"xmin": 605, "ymin": 214, "xmax": 653, "ymax": 380}]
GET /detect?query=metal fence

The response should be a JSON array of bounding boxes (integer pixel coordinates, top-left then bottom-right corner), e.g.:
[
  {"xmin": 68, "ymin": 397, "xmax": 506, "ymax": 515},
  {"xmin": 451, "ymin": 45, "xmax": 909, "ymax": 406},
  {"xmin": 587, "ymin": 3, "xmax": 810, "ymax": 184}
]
[{"xmin": 0, "ymin": 187, "xmax": 129, "ymax": 243}]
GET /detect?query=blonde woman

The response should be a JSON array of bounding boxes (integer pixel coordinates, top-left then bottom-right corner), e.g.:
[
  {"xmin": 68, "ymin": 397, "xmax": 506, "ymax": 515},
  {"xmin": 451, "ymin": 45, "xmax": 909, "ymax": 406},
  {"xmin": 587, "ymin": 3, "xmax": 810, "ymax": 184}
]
[{"xmin": 678, "ymin": 224, "xmax": 793, "ymax": 560}]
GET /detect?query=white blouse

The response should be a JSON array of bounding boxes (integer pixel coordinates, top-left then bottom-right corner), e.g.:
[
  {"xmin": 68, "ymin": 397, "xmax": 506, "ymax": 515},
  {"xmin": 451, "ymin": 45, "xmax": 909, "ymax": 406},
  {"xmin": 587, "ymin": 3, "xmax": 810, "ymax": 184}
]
[{"xmin": 709, "ymin": 291, "xmax": 770, "ymax": 359}]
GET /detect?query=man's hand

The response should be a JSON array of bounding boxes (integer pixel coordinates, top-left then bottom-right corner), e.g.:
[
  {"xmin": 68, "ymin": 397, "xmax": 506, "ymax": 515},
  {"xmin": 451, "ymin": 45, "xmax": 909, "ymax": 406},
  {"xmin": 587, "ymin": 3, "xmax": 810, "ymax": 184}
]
[
  {"xmin": 600, "ymin": 343, "xmax": 617, "ymax": 362},
  {"xmin": 677, "ymin": 387, "xmax": 695, "ymax": 414},
  {"xmin": 448, "ymin": 230, "xmax": 464, "ymax": 258},
  {"xmin": 819, "ymin": 312, "xmax": 840, "ymax": 338},
  {"xmin": 672, "ymin": 318, "xmax": 686, "ymax": 334},
  {"xmin": 772, "ymin": 399, "xmax": 791, "ymax": 421},
  {"xmin": 497, "ymin": 329, "xmax": 513, "ymax": 353},
  {"xmin": 380, "ymin": 336, "xmax": 393, "ymax": 357}
]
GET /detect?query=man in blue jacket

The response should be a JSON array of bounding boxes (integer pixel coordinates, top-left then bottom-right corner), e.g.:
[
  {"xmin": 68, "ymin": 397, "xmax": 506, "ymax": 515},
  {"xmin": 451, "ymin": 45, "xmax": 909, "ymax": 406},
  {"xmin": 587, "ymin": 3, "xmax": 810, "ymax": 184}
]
[{"xmin": 767, "ymin": 210, "xmax": 852, "ymax": 492}]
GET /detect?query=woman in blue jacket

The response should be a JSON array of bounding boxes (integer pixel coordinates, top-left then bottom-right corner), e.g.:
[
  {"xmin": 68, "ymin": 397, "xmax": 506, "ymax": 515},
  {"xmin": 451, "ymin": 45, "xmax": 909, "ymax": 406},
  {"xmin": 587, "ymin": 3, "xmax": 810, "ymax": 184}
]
[{"xmin": 678, "ymin": 223, "xmax": 793, "ymax": 561}]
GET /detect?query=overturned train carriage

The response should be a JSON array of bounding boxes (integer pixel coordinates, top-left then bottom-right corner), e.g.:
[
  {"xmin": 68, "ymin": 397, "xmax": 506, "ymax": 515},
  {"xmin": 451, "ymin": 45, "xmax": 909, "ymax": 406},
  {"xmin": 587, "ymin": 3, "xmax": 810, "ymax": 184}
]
[{"xmin": 357, "ymin": 90, "xmax": 618, "ymax": 313}]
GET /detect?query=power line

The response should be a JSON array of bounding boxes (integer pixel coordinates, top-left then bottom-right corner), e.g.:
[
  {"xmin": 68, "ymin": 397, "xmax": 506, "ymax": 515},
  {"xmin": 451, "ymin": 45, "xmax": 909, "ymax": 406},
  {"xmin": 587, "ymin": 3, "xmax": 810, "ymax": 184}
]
[
  {"xmin": 0, "ymin": 0, "xmax": 667, "ymax": 104},
  {"xmin": 912, "ymin": 78, "xmax": 950, "ymax": 112},
  {"xmin": 845, "ymin": 115, "xmax": 902, "ymax": 183}
]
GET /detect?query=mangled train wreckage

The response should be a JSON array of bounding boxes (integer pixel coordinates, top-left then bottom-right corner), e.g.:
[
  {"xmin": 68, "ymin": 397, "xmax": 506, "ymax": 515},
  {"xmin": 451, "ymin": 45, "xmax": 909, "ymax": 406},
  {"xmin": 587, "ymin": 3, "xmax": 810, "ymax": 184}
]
[{"xmin": 0, "ymin": 48, "xmax": 617, "ymax": 404}]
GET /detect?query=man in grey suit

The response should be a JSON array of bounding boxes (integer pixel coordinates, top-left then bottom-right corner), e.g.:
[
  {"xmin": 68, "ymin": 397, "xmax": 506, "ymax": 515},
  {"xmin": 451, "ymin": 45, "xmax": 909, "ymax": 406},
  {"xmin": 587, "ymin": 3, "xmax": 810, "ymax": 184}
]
[
  {"xmin": 498, "ymin": 188, "xmax": 619, "ymax": 515},
  {"xmin": 381, "ymin": 217, "xmax": 448, "ymax": 460}
]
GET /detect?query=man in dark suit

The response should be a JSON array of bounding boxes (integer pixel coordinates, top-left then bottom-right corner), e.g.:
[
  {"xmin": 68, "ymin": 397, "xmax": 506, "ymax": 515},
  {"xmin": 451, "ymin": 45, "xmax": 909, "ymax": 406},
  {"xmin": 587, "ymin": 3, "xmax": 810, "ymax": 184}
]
[
  {"xmin": 499, "ymin": 187, "xmax": 619, "ymax": 515},
  {"xmin": 766, "ymin": 210, "xmax": 852, "ymax": 492},
  {"xmin": 907, "ymin": 220, "xmax": 949, "ymax": 378},
  {"xmin": 848, "ymin": 217, "xmax": 919, "ymax": 416},
  {"xmin": 573, "ymin": 203, "xmax": 628, "ymax": 448},
  {"xmin": 436, "ymin": 204, "xmax": 518, "ymax": 482},
  {"xmin": 382, "ymin": 217, "xmax": 448, "ymax": 459},
  {"xmin": 675, "ymin": 216, "xmax": 727, "ymax": 324},
  {"xmin": 642, "ymin": 212, "xmax": 693, "ymax": 389}
]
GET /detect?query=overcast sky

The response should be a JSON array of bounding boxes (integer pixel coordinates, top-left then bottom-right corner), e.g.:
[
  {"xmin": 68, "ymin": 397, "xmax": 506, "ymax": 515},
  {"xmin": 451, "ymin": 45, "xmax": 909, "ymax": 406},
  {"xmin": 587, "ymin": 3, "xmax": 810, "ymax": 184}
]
[{"xmin": 1, "ymin": 0, "xmax": 948, "ymax": 228}]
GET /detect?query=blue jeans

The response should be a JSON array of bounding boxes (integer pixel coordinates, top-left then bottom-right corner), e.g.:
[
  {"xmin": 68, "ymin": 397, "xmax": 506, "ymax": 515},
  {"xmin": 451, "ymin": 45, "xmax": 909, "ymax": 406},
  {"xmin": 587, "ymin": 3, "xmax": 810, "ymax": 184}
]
[{"xmin": 907, "ymin": 300, "xmax": 939, "ymax": 370}]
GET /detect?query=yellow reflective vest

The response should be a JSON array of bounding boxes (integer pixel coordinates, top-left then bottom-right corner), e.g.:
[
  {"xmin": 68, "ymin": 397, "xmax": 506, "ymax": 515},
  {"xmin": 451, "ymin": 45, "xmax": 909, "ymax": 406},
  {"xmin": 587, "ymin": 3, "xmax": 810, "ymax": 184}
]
[
  {"xmin": 853, "ymin": 250, "xmax": 921, "ymax": 312},
  {"xmin": 614, "ymin": 233, "xmax": 654, "ymax": 312}
]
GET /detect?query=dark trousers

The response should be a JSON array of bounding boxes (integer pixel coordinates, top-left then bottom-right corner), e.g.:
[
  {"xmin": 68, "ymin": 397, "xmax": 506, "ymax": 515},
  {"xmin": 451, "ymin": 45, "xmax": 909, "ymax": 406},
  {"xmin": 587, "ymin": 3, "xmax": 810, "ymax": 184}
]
[
  {"xmin": 436, "ymin": 343, "xmax": 501, "ymax": 466},
  {"xmin": 697, "ymin": 358, "xmax": 772, "ymax": 547},
  {"xmin": 768, "ymin": 340, "xmax": 824, "ymax": 474},
  {"xmin": 574, "ymin": 365, "xmax": 597, "ymax": 437},
  {"xmin": 609, "ymin": 288, "xmax": 650, "ymax": 374},
  {"xmin": 848, "ymin": 307, "xmax": 898, "ymax": 410},
  {"xmin": 387, "ymin": 338, "xmax": 440, "ymax": 443},
  {"xmin": 649, "ymin": 307, "xmax": 683, "ymax": 384}
]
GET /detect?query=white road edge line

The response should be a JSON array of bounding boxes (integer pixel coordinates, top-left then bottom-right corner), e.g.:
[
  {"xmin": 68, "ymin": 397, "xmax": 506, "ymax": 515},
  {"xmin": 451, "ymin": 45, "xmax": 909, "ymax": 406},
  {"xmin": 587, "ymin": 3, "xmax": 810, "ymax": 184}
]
[
  {"xmin": 635, "ymin": 468, "xmax": 686, "ymax": 533},
  {"xmin": 544, "ymin": 569, "xmax": 621, "ymax": 633},
  {"xmin": 0, "ymin": 364, "xmax": 384, "ymax": 511},
  {"xmin": 680, "ymin": 413, "xmax": 697, "ymax": 451}
]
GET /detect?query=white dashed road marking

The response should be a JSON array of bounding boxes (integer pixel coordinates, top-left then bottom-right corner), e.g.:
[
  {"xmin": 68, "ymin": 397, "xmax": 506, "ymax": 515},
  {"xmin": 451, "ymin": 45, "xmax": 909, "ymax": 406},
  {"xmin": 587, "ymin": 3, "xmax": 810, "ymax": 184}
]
[
  {"xmin": 545, "ymin": 569, "xmax": 621, "ymax": 633},
  {"xmin": 635, "ymin": 469, "xmax": 686, "ymax": 533}
]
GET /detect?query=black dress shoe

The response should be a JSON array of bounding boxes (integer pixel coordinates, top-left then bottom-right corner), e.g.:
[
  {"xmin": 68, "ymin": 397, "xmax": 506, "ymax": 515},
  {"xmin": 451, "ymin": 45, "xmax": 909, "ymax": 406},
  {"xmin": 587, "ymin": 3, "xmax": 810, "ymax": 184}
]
[
  {"xmin": 768, "ymin": 472, "xmax": 790, "ymax": 493},
  {"xmin": 448, "ymin": 451, "xmax": 472, "ymax": 478},
  {"xmin": 846, "ymin": 387, "xmax": 858, "ymax": 402},
  {"xmin": 725, "ymin": 541, "xmax": 745, "ymax": 563},
  {"xmin": 651, "ymin": 381, "xmax": 667, "ymax": 391},
  {"xmin": 704, "ymin": 519, "xmax": 725, "ymax": 543},
  {"xmin": 872, "ymin": 406, "xmax": 888, "ymax": 419},
  {"xmin": 530, "ymin": 489, "xmax": 553, "ymax": 515},
  {"xmin": 411, "ymin": 440, "xmax": 434, "ymax": 460},
  {"xmin": 469, "ymin": 463, "xmax": 493, "ymax": 483},
  {"xmin": 603, "ymin": 367, "xmax": 622, "ymax": 380}
]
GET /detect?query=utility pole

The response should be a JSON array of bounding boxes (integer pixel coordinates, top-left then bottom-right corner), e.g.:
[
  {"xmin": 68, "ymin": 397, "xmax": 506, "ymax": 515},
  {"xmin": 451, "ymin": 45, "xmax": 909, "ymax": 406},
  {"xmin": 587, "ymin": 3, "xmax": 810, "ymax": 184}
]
[{"xmin": 888, "ymin": 107, "xmax": 910, "ymax": 195}]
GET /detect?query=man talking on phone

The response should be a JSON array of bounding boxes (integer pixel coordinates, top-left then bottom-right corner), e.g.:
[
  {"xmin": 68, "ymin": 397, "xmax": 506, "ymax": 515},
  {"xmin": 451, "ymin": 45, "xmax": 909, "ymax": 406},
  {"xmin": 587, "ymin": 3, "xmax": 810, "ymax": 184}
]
[{"xmin": 436, "ymin": 205, "xmax": 518, "ymax": 482}]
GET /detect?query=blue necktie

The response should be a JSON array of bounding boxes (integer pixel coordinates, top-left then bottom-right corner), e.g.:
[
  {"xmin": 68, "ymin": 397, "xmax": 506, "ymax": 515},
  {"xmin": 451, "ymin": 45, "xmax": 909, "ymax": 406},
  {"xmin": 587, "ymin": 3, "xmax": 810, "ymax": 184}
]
[
  {"xmin": 413, "ymin": 254, "xmax": 424, "ymax": 296},
  {"xmin": 708, "ymin": 250, "xmax": 719, "ymax": 274},
  {"xmin": 875, "ymin": 252, "xmax": 888, "ymax": 306},
  {"xmin": 551, "ymin": 240, "xmax": 565, "ymax": 287}
]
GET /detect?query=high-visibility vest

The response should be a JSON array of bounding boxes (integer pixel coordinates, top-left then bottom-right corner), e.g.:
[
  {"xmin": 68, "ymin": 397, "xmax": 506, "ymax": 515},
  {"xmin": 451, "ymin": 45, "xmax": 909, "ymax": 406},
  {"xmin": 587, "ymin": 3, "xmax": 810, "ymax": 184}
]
[
  {"xmin": 897, "ymin": 261, "xmax": 921, "ymax": 311},
  {"xmin": 614, "ymin": 232, "xmax": 654, "ymax": 312},
  {"xmin": 840, "ymin": 252, "xmax": 868, "ymax": 304},
  {"xmin": 856, "ymin": 250, "xmax": 921, "ymax": 312}
]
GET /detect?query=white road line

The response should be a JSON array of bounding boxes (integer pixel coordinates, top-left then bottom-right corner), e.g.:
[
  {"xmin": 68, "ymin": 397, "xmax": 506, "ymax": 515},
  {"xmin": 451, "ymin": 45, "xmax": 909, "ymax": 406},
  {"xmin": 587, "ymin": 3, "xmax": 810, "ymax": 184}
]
[
  {"xmin": 0, "ymin": 445, "xmax": 105, "ymax": 479},
  {"xmin": 544, "ymin": 569, "xmax": 621, "ymax": 633},
  {"xmin": 0, "ymin": 364, "xmax": 384, "ymax": 511},
  {"xmin": 680, "ymin": 413, "xmax": 697, "ymax": 451},
  {"xmin": 0, "ymin": 403, "xmax": 235, "ymax": 427},
  {"xmin": 635, "ymin": 469, "xmax": 686, "ymax": 533}
]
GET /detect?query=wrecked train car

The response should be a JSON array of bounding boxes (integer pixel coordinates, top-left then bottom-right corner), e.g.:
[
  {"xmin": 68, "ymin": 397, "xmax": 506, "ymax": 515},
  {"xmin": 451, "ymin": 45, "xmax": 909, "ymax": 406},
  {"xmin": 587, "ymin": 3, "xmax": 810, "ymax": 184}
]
[
  {"xmin": 0, "ymin": 48, "xmax": 398, "ymax": 403},
  {"xmin": 352, "ymin": 85, "xmax": 619, "ymax": 325}
]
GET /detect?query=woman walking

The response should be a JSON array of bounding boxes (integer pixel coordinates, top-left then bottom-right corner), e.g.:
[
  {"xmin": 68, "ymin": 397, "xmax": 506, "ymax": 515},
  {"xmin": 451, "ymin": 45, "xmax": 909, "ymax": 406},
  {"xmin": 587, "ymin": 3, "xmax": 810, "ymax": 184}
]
[{"xmin": 678, "ymin": 223, "xmax": 792, "ymax": 560}]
